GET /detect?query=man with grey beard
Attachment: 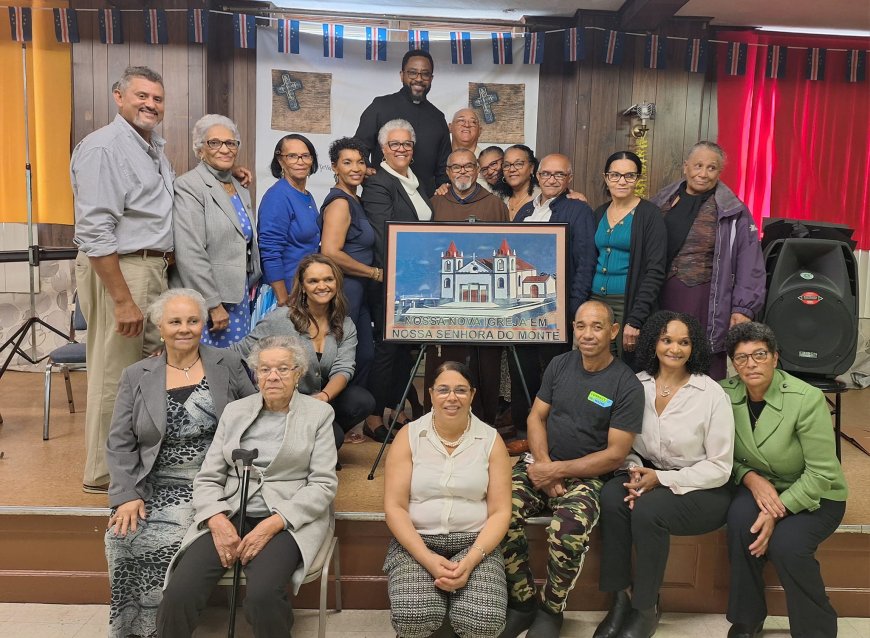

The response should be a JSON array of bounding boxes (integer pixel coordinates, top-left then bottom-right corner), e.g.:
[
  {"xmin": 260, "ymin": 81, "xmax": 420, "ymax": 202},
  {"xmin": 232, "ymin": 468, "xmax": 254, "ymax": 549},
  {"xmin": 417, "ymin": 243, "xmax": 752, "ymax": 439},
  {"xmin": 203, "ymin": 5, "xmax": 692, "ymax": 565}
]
[{"xmin": 430, "ymin": 149, "xmax": 508, "ymax": 223}]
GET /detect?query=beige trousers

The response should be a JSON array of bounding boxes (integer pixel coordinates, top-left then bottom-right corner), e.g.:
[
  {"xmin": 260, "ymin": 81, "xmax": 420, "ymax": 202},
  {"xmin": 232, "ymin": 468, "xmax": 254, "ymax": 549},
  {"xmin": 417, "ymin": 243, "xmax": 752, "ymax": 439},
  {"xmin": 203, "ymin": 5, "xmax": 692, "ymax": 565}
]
[{"xmin": 75, "ymin": 252, "xmax": 167, "ymax": 486}]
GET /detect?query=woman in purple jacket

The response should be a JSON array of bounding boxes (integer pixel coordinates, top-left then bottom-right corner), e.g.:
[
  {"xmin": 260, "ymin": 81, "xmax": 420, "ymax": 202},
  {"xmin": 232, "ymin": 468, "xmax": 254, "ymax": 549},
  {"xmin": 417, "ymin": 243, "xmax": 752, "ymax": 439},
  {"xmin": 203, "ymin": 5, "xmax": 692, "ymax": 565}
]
[{"xmin": 650, "ymin": 141, "xmax": 765, "ymax": 380}]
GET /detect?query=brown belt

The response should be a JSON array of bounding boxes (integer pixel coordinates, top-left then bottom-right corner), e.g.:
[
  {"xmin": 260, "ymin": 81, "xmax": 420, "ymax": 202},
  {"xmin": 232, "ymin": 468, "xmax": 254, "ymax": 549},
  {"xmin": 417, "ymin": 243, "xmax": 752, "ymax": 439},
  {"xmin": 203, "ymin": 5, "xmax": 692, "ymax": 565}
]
[{"xmin": 123, "ymin": 249, "xmax": 175, "ymax": 265}]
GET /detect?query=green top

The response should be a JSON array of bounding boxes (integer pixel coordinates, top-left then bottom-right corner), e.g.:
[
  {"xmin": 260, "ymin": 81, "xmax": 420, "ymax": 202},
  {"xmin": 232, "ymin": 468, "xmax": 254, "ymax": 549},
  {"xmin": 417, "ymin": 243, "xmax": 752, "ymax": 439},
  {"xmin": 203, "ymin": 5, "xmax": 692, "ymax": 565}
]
[{"xmin": 720, "ymin": 368, "xmax": 847, "ymax": 514}]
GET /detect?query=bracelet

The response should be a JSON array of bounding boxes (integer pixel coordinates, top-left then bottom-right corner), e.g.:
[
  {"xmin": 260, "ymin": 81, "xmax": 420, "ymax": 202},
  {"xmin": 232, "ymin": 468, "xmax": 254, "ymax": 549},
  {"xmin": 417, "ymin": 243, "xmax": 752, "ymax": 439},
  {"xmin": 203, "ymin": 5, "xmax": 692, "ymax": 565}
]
[
  {"xmin": 321, "ymin": 390, "xmax": 331, "ymax": 401},
  {"xmin": 472, "ymin": 543, "xmax": 487, "ymax": 558}
]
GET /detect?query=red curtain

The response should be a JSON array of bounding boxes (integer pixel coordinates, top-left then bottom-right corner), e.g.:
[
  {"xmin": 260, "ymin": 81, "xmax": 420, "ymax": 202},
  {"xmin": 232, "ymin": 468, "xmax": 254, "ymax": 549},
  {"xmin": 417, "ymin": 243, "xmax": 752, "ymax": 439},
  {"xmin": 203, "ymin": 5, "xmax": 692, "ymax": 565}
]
[{"xmin": 716, "ymin": 31, "xmax": 870, "ymax": 249}]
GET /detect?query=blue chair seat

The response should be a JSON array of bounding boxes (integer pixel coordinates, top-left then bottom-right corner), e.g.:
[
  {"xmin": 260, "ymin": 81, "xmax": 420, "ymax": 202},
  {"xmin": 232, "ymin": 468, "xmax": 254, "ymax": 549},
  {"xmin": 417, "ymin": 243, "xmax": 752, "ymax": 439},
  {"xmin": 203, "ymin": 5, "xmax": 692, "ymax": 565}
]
[{"xmin": 49, "ymin": 343, "xmax": 86, "ymax": 365}]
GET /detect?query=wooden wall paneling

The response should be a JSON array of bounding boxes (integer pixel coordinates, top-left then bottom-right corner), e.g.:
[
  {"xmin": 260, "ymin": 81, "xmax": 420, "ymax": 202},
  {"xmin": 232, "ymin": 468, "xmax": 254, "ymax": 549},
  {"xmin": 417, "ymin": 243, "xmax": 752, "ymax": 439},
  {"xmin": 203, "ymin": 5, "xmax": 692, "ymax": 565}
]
[
  {"xmin": 682, "ymin": 34, "xmax": 710, "ymax": 156},
  {"xmin": 71, "ymin": 10, "xmax": 96, "ymax": 144},
  {"xmin": 163, "ymin": 13, "xmax": 194, "ymax": 173},
  {"xmin": 569, "ymin": 16, "xmax": 597, "ymax": 196},
  {"xmin": 187, "ymin": 38, "xmax": 207, "ymax": 172},
  {"xmin": 630, "ymin": 42, "xmax": 660, "ymax": 199},
  {"xmin": 536, "ymin": 33, "xmax": 566, "ymax": 159}
]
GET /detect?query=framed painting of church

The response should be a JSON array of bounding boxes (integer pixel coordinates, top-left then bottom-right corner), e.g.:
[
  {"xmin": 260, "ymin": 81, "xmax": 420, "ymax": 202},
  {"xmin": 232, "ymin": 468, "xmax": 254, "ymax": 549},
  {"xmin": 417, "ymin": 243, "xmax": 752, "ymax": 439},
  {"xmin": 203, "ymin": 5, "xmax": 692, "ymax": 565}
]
[{"xmin": 382, "ymin": 222, "xmax": 569, "ymax": 345}]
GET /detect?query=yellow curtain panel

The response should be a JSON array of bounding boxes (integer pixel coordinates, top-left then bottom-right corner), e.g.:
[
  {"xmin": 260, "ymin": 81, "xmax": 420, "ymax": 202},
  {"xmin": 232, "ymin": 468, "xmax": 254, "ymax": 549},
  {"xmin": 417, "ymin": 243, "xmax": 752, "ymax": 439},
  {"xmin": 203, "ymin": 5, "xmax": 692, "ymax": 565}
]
[{"xmin": 0, "ymin": 7, "xmax": 73, "ymax": 224}]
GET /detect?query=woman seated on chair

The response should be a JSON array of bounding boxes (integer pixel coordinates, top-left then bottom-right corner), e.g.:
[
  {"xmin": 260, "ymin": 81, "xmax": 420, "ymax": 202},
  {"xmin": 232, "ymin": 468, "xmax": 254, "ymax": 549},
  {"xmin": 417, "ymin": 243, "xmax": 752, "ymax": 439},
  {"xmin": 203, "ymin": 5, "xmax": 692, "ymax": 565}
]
[
  {"xmin": 156, "ymin": 335, "xmax": 338, "ymax": 638},
  {"xmin": 383, "ymin": 361, "xmax": 512, "ymax": 638},
  {"xmin": 105, "ymin": 288, "xmax": 256, "ymax": 638},
  {"xmin": 721, "ymin": 322, "xmax": 847, "ymax": 638},
  {"xmin": 231, "ymin": 253, "xmax": 375, "ymax": 451},
  {"xmin": 594, "ymin": 311, "xmax": 734, "ymax": 638}
]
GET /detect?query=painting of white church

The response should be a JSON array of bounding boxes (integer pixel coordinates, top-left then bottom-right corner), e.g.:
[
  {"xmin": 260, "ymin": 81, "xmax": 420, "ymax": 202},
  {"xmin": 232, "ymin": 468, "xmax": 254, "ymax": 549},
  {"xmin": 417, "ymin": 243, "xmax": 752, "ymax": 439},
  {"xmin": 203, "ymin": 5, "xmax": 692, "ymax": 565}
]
[{"xmin": 440, "ymin": 238, "xmax": 556, "ymax": 305}]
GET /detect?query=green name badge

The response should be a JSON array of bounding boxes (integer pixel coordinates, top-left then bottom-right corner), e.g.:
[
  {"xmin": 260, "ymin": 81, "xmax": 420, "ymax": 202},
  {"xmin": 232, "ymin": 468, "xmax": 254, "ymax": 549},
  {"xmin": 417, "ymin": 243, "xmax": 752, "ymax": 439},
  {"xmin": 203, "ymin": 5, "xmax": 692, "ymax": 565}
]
[{"xmin": 587, "ymin": 391, "xmax": 613, "ymax": 408}]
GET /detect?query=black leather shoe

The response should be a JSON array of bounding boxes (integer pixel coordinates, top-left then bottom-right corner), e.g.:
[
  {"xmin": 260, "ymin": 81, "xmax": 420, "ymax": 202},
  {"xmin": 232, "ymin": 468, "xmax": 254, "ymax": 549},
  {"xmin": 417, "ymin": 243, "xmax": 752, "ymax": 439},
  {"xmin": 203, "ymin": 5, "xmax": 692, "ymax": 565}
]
[
  {"xmin": 498, "ymin": 606, "xmax": 537, "ymax": 638},
  {"xmin": 617, "ymin": 606, "xmax": 658, "ymax": 638},
  {"xmin": 594, "ymin": 590, "xmax": 632, "ymax": 638},
  {"xmin": 727, "ymin": 621, "xmax": 764, "ymax": 638},
  {"xmin": 527, "ymin": 608, "xmax": 563, "ymax": 638}
]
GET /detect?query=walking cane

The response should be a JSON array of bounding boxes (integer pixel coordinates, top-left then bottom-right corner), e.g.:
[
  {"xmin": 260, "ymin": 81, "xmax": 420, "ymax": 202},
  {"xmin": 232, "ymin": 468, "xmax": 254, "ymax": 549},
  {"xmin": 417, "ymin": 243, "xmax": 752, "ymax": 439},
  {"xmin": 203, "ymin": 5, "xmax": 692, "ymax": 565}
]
[{"xmin": 227, "ymin": 447, "xmax": 258, "ymax": 638}]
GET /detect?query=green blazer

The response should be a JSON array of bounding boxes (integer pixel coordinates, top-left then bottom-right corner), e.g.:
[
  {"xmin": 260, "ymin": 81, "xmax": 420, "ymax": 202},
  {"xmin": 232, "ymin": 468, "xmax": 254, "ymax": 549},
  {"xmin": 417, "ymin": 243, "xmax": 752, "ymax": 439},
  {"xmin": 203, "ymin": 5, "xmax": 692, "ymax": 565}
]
[{"xmin": 721, "ymin": 369, "xmax": 847, "ymax": 514}]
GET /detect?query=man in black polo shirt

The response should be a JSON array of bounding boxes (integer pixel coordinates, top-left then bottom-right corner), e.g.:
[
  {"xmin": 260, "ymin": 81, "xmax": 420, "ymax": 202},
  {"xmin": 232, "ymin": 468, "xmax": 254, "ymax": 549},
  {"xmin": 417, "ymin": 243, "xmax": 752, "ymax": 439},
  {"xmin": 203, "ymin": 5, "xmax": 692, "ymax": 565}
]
[{"xmin": 354, "ymin": 49, "xmax": 451, "ymax": 197}]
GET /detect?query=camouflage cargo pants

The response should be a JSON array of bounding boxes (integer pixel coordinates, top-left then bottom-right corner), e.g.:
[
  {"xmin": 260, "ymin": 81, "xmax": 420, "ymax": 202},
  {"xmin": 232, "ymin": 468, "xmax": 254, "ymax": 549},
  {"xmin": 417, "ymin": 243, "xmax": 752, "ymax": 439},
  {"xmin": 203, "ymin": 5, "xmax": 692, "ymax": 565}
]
[{"xmin": 501, "ymin": 461, "xmax": 603, "ymax": 615}]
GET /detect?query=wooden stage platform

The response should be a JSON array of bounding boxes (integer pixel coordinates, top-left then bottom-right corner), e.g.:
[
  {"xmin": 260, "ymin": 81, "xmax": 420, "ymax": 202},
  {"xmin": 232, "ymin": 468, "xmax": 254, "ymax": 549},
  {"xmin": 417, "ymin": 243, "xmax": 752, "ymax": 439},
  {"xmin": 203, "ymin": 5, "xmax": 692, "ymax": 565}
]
[{"xmin": 1, "ymin": 371, "xmax": 868, "ymax": 616}]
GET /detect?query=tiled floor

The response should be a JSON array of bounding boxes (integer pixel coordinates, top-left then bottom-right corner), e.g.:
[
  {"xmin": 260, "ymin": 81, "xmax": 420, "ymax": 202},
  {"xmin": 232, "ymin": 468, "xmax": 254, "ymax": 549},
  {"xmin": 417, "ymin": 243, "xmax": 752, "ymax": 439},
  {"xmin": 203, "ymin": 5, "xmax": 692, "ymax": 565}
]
[{"xmin": 0, "ymin": 604, "xmax": 867, "ymax": 638}]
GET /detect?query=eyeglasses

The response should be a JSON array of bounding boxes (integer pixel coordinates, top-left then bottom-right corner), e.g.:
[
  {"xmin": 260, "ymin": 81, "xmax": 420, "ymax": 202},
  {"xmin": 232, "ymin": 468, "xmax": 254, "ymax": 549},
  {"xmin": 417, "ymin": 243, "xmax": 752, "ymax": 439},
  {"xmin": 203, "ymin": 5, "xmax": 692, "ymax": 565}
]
[
  {"xmin": 277, "ymin": 152, "xmax": 313, "ymax": 163},
  {"xmin": 453, "ymin": 118, "xmax": 479, "ymax": 128},
  {"xmin": 386, "ymin": 140, "xmax": 415, "ymax": 151},
  {"xmin": 604, "ymin": 171, "xmax": 640, "ymax": 183},
  {"xmin": 447, "ymin": 163, "xmax": 477, "ymax": 173},
  {"xmin": 732, "ymin": 350, "xmax": 771, "ymax": 367},
  {"xmin": 432, "ymin": 385, "xmax": 471, "ymax": 398},
  {"xmin": 256, "ymin": 365, "xmax": 299, "ymax": 378},
  {"xmin": 503, "ymin": 160, "xmax": 528, "ymax": 172},
  {"xmin": 538, "ymin": 171, "xmax": 569, "ymax": 181},
  {"xmin": 404, "ymin": 69, "xmax": 433, "ymax": 80},
  {"xmin": 206, "ymin": 138, "xmax": 240, "ymax": 150},
  {"xmin": 480, "ymin": 159, "xmax": 503, "ymax": 173}
]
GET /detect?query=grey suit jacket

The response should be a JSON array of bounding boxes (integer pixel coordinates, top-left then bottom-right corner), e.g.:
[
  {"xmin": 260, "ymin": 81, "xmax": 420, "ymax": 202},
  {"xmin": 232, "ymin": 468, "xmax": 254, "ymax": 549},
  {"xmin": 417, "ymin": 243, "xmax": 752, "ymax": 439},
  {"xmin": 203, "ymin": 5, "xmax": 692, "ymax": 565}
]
[
  {"xmin": 167, "ymin": 392, "xmax": 338, "ymax": 593},
  {"xmin": 170, "ymin": 162, "xmax": 262, "ymax": 309},
  {"xmin": 106, "ymin": 345, "xmax": 257, "ymax": 508}
]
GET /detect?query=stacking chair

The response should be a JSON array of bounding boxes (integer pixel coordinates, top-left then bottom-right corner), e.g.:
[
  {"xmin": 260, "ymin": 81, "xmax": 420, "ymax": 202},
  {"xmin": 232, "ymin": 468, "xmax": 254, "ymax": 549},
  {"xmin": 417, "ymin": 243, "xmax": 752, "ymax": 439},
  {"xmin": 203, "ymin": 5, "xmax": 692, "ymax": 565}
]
[{"xmin": 43, "ymin": 293, "xmax": 86, "ymax": 440}]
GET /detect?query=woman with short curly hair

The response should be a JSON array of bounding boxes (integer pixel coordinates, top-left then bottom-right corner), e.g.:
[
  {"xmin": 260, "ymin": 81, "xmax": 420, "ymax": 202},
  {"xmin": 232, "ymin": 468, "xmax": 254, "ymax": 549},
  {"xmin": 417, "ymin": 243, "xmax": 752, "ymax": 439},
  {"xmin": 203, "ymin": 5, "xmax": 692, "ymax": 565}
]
[{"xmin": 594, "ymin": 310, "xmax": 735, "ymax": 638}]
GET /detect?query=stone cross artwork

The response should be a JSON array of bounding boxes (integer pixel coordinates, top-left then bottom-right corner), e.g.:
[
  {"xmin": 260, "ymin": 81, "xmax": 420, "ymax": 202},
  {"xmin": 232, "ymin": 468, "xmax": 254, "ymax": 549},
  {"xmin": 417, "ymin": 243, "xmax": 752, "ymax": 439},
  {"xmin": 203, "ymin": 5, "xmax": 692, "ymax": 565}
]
[
  {"xmin": 275, "ymin": 73, "xmax": 304, "ymax": 111},
  {"xmin": 472, "ymin": 85, "xmax": 499, "ymax": 124}
]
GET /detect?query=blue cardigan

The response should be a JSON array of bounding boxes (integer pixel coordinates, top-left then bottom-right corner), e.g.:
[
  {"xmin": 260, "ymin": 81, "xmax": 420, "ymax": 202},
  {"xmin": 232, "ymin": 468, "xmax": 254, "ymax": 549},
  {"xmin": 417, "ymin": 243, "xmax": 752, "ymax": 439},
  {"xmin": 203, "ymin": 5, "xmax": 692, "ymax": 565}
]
[
  {"xmin": 257, "ymin": 179, "xmax": 320, "ymax": 288},
  {"xmin": 515, "ymin": 192, "xmax": 596, "ymax": 317}
]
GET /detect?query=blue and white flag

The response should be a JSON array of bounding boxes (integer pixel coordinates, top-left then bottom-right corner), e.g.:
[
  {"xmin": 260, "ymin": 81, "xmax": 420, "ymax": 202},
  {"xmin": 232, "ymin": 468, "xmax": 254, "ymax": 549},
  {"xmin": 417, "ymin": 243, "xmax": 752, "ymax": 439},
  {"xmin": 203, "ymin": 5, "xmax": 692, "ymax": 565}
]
[
  {"xmin": 766, "ymin": 44, "xmax": 787, "ymax": 79},
  {"xmin": 8, "ymin": 7, "xmax": 32, "ymax": 43},
  {"xmin": 491, "ymin": 32, "xmax": 512, "ymax": 65},
  {"xmin": 187, "ymin": 8, "xmax": 208, "ymax": 45},
  {"xmin": 323, "ymin": 23, "xmax": 344, "ymax": 58},
  {"xmin": 451, "ymin": 31, "xmax": 472, "ymax": 64},
  {"xmin": 602, "ymin": 30, "xmax": 624, "ymax": 65},
  {"xmin": 99, "ymin": 8, "xmax": 123, "ymax": 45},
  {"xmin": 523, "ymin": 32, "xmax": 543, "ymax": 64},
  {"xmin": 53, "ymin": 8, "xmax": 80, "ymax": 44},
  {"xmin": 806, "ymin": 47, "xmax": 826, "ymax": 81},
  {"xmin": 726, "ymin": 42, "xmax": 748, "ymax": 76},
  {"xmin": 233, "ymin": 13, "xmax": 256, "ymax": 49},
  {"xmin": 366, "ymin": 26, "xmax": 387, "ymax": 61},
  {"xmin": 144, "ymin": 9, "xmax": 168, "ymax": 45},
  {"xmin": 847, "ymin": 49, "xmax": 866, "ymax": 83},
  {"xmin": 277, "ymin": 19, "xmax": 299, "ymax": 54},
  {"xmin": 644, "ymin": 34, "xmax": 665, "ymax": 69},
  {"xmin": 408, "ymin": 29, "xmax": 429, "ymax": 52},
  {"xmin": 564, "ymin": 27, "xmax": 586, "ymax": 62},
  {"xmin": 685, "ymin": 38, "xmax": 708, "ymax": 73}
]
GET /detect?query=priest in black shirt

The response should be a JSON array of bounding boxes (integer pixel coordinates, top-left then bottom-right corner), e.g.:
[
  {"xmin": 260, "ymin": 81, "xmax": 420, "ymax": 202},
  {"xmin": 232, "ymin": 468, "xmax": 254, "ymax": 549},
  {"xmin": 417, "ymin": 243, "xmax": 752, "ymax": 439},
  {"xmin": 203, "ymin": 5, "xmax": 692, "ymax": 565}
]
[{"xmin": 354, "ymin": 49, "xmax": 451, "ymax": 197}]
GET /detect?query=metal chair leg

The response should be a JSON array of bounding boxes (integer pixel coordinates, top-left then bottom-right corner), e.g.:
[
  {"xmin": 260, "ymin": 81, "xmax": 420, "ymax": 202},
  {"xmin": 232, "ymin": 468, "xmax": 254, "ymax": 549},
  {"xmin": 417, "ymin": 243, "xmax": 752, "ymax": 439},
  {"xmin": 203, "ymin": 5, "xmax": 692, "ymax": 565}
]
[
  {"xmin": 333, "ymin": 538, "xmax": 342, "ymax": 612},
  {"xmin": 63, "ymin": 365, "xmax": 75, "ymax": 413},
  {"xmin": 43, "ymin": 362, "xmax": 52, "ymax": 440}
]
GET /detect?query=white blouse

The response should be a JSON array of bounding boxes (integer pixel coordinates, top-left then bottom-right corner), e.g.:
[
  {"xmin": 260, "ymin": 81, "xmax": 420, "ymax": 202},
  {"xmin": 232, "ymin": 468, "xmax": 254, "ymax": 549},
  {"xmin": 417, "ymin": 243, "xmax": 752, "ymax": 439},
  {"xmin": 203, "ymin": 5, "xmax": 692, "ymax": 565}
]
[
  {"xmin": 407, "ymin": 412, "xmax": 497, "ymax": 535},
  {"xmin": 629, "ymin": 372, "xmax": 735, "ymax": 494}
]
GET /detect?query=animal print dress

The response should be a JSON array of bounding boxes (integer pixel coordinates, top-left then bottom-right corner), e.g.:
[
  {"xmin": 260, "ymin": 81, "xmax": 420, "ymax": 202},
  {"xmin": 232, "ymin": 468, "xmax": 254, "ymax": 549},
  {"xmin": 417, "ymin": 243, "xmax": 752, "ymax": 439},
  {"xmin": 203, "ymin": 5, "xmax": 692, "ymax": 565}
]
[{"xmin": 105, "ymin": 378, "xmax": 217, "ymax": 638}]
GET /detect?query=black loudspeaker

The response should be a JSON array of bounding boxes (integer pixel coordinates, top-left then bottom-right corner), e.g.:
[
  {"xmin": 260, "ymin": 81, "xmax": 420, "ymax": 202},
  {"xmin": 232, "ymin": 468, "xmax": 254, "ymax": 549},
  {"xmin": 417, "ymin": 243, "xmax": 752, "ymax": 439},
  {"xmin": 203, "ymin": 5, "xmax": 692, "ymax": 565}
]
[{"xmin": 763, "ymin": 238, "xmax": 858, "ymax": 377}]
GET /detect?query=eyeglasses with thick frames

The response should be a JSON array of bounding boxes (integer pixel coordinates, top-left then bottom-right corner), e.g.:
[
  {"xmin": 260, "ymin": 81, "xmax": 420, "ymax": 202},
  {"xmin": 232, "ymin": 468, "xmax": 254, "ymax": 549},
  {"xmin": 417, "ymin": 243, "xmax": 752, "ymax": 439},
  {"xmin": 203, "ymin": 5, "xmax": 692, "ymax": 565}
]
[
  {"xmin": 503, "ymin": 160, "xmax": 528, "ymax": 172},
  {"xmin": 386, "ymin": 140, "xmax": 415, "ymax": 151},
  {"xmin": 538, "ymin": 171, "xmax": 569, "ymax": 181},
  {"xmin": 432, "ymin": 385, "xmax": 471, "ymax": 398},
  {"xmin": 277, "ymin": 152, "xmax": 313, "ymax": 163},
  {"xmin": 404, "ymin": 69, "xmax": 433, "ymax": 80},
  {"xmin": 604, "ymin": 171, "xmax": 639, "ymax": 183},
  {"xmin": 206, "ymin": 138, "xmax": 240, "ymax": 150},
  {"xmin": 447, "ymin": 163, "xmax": 477, "ymax": 173},
  {"xmin": 480, "ymin": 158, "xmax": 503, "ymax": 173},
  {"xmin": 732, "ymin": 350, "xmax": 771, "ymax": 367}
]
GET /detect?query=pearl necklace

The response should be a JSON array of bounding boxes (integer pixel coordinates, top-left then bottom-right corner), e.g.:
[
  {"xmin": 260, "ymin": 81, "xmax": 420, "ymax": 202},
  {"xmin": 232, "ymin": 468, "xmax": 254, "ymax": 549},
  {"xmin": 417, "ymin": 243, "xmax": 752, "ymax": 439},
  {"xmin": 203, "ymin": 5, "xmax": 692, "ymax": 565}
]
[{"xmin": 432, "ymin": 414, "xmax": 472, "ymax": 449}]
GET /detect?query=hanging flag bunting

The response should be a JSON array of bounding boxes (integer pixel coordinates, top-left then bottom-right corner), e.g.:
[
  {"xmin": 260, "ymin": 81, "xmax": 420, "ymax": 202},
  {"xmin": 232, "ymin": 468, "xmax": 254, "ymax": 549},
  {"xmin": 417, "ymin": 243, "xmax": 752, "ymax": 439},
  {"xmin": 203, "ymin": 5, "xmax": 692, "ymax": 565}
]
[
  {"xmin": 685, "ymin": 38, "xmax": 708, "ymax": 73},
  {"xmin": 602, "ymin": 30, "xmax": 624, "ymax": 65},
  {"xmin": 450, "ymin": 31, "xmax": 472, "ymax": 65},
  {"xmin": 187, "ymin": 8, "xmax": 208, "ymax": 45},
  {"xmin": 523, "ymin": 32, "xmax": 543, "ymax": 64},
  {"xmin": 563, "ymin": 27, "xmax": 585, "ymax": 62},
  {"xmin": 323, "ymin": 23, "xmax": 344, "ymax": 58},
  {"xmin": 644, "ymin": 34, "xmax": 665, "ymax": 69},
  {"xmin": 53, "ymin": 8, "xmax": 79, "ymax": 44},
  {"xmin": 766, "ymin": 44, "xmax": 787, "ymax": 79},
  {"xmin": 233, "ymin": 13, "xmax": 256, "ymax": 49},
  {"xmin": 806, "ymin": 47, "xmax": 826, "ymax": 81},
  {"xmin": 491, "ymin": 32, "xmax": 512, "ymax": 65},
  {"xmin": 366, "ymin": 26, "xmax": 387, "ymax": 61},
  {"xmin": 99, "ymin": 8, "xmax": 123, "ymax": 45},
  {"xmin": 277, "ymin": 19, "xmax": 299, "ymax": 54},
  {"xmin": 846, "ymin": 49, "xmax": 866, "ymax": 83},
  {"xmin": 726, "ymin": 42, "xmax": 747, "ymax": 76},
  {"xmin": 8, "ymin": 6, "xmax": 31, "ymax": 43},
  {"xmin": 143, "ymin": 9, "xmax": 168, "ymax": 45},
  {"xmin": 408, "ymin": 29, "xmax": 429, "ymax": 51}
]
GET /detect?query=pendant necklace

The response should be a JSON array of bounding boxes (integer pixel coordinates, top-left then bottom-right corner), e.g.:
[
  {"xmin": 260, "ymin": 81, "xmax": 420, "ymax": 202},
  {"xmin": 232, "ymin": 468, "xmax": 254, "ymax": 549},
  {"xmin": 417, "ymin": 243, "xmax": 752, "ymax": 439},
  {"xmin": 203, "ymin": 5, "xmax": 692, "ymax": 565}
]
[
  {"xmin": 432, "ymin": 414, "xmax": 472, "ymax": 449},
  {"xmin": 167, "ymin": 355, "xmax": 201, "ymax": 381}
]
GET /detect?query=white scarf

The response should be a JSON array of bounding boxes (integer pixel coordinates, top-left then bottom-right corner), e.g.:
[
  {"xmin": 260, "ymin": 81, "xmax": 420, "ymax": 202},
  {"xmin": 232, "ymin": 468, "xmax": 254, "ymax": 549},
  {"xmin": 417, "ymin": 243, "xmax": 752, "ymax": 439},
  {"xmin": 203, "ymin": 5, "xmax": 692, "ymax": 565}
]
[{"xmin": 381, "ymin": 161, "xmax": 432, "ymax": 221}]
